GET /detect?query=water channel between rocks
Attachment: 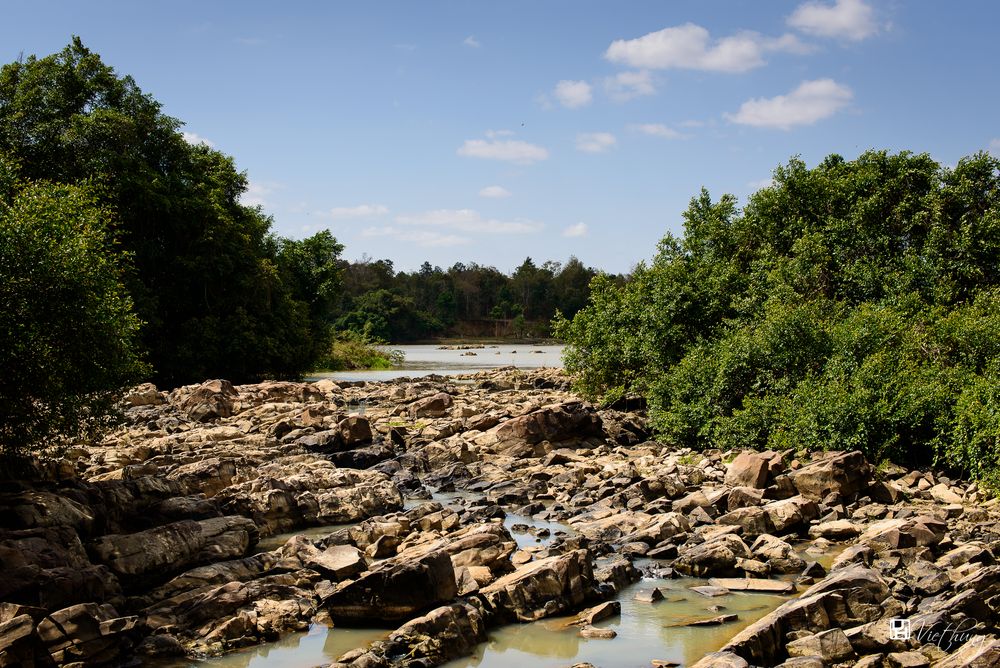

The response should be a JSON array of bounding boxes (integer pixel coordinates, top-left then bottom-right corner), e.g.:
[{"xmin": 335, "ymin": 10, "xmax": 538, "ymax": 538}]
[{"xmin": 184, "ymin": 489, "xmax": 841, "ymax": 668}]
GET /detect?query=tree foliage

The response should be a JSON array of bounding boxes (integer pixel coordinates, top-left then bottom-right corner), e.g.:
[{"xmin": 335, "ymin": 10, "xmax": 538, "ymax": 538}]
[
  {"xmin": 0, "ymin": 38, "xmax": 342, "ymax": 386},
  {"xmin": 0, "ymin": 161, "xmax": 146, "ymax": 462},
  {"xmin": 559, "ymin": 150, "xmax": 1000, "ymax": 486},
  {"xmin": 334, "ymin": 255, "xmax": 604, "ymax": 341}
]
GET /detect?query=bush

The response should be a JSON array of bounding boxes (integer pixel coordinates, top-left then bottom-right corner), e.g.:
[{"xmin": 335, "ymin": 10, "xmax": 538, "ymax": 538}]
[
  {"xmin": 318, "ymin": 331, "xmax": 404, "ymax": 371},
  {"xmin": 0, "ymin": 173, "xmax": 146, "ymax": 464},
  {"xmin": 560, "ymin": 150, "xmax": 1000, "ymax": 488}
]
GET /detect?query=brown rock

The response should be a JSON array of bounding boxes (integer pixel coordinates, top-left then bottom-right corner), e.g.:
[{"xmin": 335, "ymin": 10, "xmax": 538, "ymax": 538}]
[
  {"xmin": 324, "ymin": 550, "xmax": 457, "ymax": 622},
  {"xmin": 787, "ymin": 451, "xmax": 872, "ymax": 501},
  {"xmin": 725, "ymin": 452, "xmax": 770, "ymax": 489}
]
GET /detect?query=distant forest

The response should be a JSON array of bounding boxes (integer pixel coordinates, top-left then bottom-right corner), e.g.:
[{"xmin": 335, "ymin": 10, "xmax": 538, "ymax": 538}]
[{"xmin": 334, "ymin": 256, "xmax": 615, "ymax": 341}]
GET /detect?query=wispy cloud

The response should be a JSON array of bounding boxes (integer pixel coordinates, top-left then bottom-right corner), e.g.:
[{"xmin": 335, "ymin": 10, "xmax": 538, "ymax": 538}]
[
  {"xmin": 726, "ymin": 78, "xmax": 853, "ymax": 129},
  {"xmin": 631, "ymin": 123, "xmax": 683, "ymax": 139},
  {"xmin": 576, "ymin": 132, "xmax": 617, "ymax": 153},
  {"xmin": 605, "ymin": 23, "xmax": 810, "ymax": 73},
  {"xmin": 788, "ymin": 0, "xmax": 878, "ymax": 41},
  {"xmin": 362, "ymin": 227, "xmax": 469, "ymax": 247},
  {"xmin": 479, "ymin": 185, "xmax": 512, "ymax": 199},
  {"xmin": 747, "ymin": 177, "xmax": 776, "ymax": 191},
  {"xmin": 604, "ymin": 70, "xmax": 656, "ymax": 102},
  {"xmin": 325, "ymin": 204, "xmax": 389, "ymax": 219},
  {"xmin": 989, "ymin": 139, "xmax": 1000, "ymax": 156},
  {"xmin": 563, "ymin": 222, "xmax": 589, "ymax": 238},
  {"xmin": 458, "ymin": 135, "xmax": 549, "ymax": 164},
  {"xmin": 463, "ymin": 35, "xmax": 481, "ymax": 48},
  {"xmin": 240, "ymin": 180, "xmax": 279, "ymax": 208},
  {"xmin": 553, "ymin": 80, "xmax": 593, "ymax": 108},
  {"xmin": 395, "ymin": 208, "xmax": 541, "ymax": 234},
  {"xmin": 182, "ymin": 131, "xmax": 215, "ymax": 148}
]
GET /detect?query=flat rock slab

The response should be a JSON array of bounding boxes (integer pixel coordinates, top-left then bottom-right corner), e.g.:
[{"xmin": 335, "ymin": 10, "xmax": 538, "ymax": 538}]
[
  {"xmin": 690, "ymin": 585, "xmax": 730, "ymax": 597},
  {"xmin": 708, "ymin": 578, "xmax": 795, "ymax": 594},
  {"xmin": 667, "ymin": 613, "xmax": 739, "ymax": 628}
]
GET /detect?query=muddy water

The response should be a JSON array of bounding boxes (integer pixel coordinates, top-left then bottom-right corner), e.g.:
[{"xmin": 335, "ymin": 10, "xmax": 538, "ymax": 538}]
[
  {"xmin": 189, "ymin": 491, "xmax": 834, "ymax": 668},
  {"xmin": 442, "ymin": 574, "xmax": 792, "ymax": 668},
  {"xmin": 174, "ymin": 624, "xmax": 387, "ymax": 668}
]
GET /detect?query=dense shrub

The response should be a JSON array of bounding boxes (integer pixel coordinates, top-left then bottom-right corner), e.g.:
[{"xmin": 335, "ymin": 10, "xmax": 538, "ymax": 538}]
[{"xmin": 559, "ymin": 150, "xmax": 1000, "ymax": 487}]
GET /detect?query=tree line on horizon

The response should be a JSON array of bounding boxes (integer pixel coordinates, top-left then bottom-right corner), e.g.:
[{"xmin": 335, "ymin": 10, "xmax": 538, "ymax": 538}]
[{"xmin": 333, "ymin": 255, "xmax": 607, "ymax": 342}]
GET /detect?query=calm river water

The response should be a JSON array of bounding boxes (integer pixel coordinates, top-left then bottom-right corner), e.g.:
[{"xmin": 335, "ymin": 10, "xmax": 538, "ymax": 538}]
[{"xmin": 306, "ymin": 343, "xmax": 565, "ymax": 382}]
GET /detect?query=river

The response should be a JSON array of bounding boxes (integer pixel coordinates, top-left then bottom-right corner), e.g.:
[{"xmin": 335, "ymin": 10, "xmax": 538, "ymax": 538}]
[{"xmin": 306, "ymin": 343, "xmax": 565, "ymax": 382}]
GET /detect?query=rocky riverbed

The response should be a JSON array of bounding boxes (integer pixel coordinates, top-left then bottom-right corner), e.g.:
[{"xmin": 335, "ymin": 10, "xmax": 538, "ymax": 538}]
[{"xmin": 2, "ymin": 368, "xmax": 1000, "ymax": 667}]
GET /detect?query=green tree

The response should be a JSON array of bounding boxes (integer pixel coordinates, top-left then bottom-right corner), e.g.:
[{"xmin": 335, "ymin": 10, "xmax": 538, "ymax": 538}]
[
  {"xmin": 0, "ymin": 166, "xmax": 146, "ymax": 464},
  {"xmin": 0, "ymin": 38, "xmax": 334, "ymax": 385},
  {"xmin": 559, "ymin": 150, "xmax": 1000, "ymax": 487}
]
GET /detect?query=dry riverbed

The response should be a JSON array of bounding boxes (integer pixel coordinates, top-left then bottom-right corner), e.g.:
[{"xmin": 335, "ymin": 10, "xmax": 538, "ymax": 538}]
[{"xmin": 2, "ymin": 368, "xmax": 999, "ymax": 667}]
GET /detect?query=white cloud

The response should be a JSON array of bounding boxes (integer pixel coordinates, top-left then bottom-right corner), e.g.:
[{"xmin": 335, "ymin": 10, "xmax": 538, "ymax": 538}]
[
  {"xmin": 553, "ymin": 80, "xmax": 593, "ymax": 108},
  {"xmin": 326, "ymin": 204, "xmax": 389, "ymax": 219},
  {"xmin": 747, "ymin": 177, "xmax": 775, "ymax": 191},
  {"xmin": 362, "ymin": 227, "xmax": 469, "ymax": 247},
  {"xmin": 604, "ymin": 70, "xmax": 656, "ymax": 102},
  {"xmin": 788, "ymin": 0, "xmax": 877, "ymax": 41},
  {"xmin": 726, "ymin": 78, "xmax": 853, "ymax": 130},
  {"xmin": 563, "ymin": 222, "xmax": 589, "ymax": 238},
  {"xmin": 632, "ymin": 123, "xmax": 683, "ymax": 139},
  {"xmin": 458, "ymin": 137, "xmax": 549, "ymax": 164},
  {"xmin": 182, "ymin": 131, "xmax": 215, "ymax": 148},
  {"xmin": 576, "ymin": 132, "xmax": 617, "ymax": 153},
  {"xmin": 989, "ymin": 139, "xmax": 1000, "ymax": 156},
  {"xmin": 395, "ymin": 209, "xmax": 541, "ymax": 234},
  {"xmin": 463, "ymin": 35, "xmax": 480, "ymax": 48},
  {"xmin": 240, "ymin": 180, "xmax": 277, "ymax": 208},
  {"xmin": 605, "ymin": 23, "xmax": 809, "ymax": 73},
  {"xmin": 479, "ymin": 185, "xmax": 512, "ymax": 199}
]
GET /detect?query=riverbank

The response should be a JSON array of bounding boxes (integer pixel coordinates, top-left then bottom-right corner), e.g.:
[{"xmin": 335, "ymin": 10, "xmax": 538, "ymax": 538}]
[{"xmin": 1, "ymin": 369, "xmax": 998, "ymax": 667}]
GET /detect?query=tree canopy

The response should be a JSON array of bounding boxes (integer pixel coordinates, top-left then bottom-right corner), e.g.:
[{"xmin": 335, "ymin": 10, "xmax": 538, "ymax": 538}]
[
  {"xmin": 0, "ymin": 38, "xmax": 342, "ymax": 386},
  {"xmin": 558, "ymin": 150, "xmax": 1000, "ymax": 487},
  {"xmin": 0, "ymin": 158, "xmax": 146, "ymax": 462}
]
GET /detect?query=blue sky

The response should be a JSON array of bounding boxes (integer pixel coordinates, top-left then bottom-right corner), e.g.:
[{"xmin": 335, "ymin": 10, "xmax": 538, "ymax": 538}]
[{"xmin": 3, "ymin": 1, "xmax": 998, "ymax": 273}]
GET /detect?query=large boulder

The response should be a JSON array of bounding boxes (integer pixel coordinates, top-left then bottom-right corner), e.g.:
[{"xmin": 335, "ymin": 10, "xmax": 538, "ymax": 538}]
[
  {"xmin": 0, "ymin": 610, "xmax": 40, "ymax": 667},
  {"xmin": 143, "ymin": 572, "xmax": 316, "ymax": 648},
  {"xmin": 338, "ymin": 416, "xmax": 373, "ymax": 447},
  {"xmin": 88, "ymin": 516, "xmax": 258, "ymax": 582},
  {"xmin": 673, "ymin": 534, "xmax": 753, "ymax": 577},
  {"xmin": 409, "ymin": 393, "xmax": 453, "ymax": 418},
  {"xmin": 762, "ymin": 495, "xmax": 820, "ymax": 535},
  {"xmin": 0, "ymin": 526, "xmax": 122, "ymax": 611},
  {"xmin": 174, "ymin": 379, "xmax": 241, "ymax": 422},
  {"xmin": 214, "ymin": 455, "xmax": 402, "ymax": 536},
  {"xmin": 725, "ymin": 452, "xmax": 771, "ymax": 489},
  {"xmin": 36, "ymin": 603, "xmax": 138, "ymax": 666},
  {"xmin": 383, "ymin": 602, "xmax": 487, "ymax": 665},
  {"xmin": 477, "ymin": 549, "xmax": 596, "ymax": 622},
  {"xmin": 475, "ymin": 402, "xmax": 603, "ymax": 452},
  {"xmin": 323, "ymin": 550, "xmax": 458, "ymax": 622},
  {"xmin": 787, "ymin": 451, "xmax": 872, "ymax": 501}
]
